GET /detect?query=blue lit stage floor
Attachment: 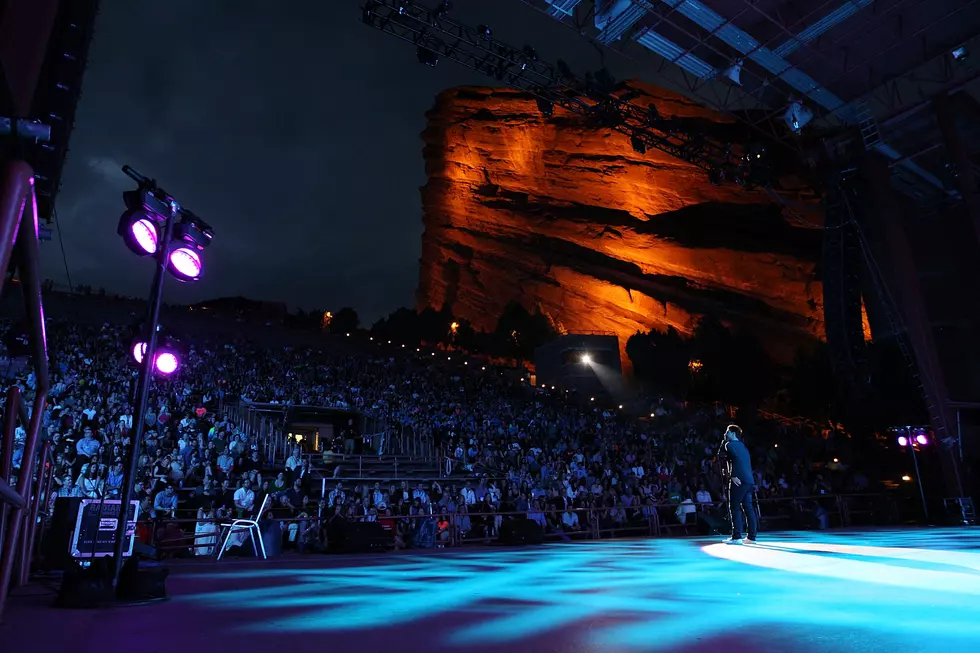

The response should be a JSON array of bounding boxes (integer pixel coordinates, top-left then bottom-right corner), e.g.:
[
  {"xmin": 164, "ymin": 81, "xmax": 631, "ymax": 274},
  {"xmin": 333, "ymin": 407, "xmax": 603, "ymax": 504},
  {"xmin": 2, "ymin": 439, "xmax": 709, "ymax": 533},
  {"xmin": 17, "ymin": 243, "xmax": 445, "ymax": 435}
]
[{"xmin": 3, "ymin": 527, "xmax": 980, "ymax": 652}]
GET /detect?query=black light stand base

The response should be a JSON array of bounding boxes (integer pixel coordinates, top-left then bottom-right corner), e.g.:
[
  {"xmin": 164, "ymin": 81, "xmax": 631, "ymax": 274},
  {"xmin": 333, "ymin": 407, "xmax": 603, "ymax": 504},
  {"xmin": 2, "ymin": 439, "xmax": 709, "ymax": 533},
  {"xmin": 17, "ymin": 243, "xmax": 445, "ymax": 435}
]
[
  {"xmin": 55, "ymin": 557, "xmax": 169, "ymax": 609},
  {"xmin": 117, "ymin": 556, "xmax": 169, "ymax": 603}
]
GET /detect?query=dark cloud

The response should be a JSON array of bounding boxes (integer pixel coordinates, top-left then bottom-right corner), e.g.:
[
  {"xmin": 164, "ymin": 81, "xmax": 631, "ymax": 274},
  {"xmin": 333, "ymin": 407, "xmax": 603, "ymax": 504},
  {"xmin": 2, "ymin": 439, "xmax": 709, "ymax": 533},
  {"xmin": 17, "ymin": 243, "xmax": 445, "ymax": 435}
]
[{"xmin": 42, "ymin": 0, "xmax": 646, "ymax": 322}]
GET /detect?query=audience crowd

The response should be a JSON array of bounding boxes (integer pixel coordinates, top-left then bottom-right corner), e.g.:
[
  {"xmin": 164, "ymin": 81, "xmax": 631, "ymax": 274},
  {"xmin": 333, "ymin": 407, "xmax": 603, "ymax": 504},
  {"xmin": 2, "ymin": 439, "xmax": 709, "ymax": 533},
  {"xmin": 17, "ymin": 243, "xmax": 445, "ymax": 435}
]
[{"xmin": 1, "ymin": 316, "xmax": 868, "ymax": 556}]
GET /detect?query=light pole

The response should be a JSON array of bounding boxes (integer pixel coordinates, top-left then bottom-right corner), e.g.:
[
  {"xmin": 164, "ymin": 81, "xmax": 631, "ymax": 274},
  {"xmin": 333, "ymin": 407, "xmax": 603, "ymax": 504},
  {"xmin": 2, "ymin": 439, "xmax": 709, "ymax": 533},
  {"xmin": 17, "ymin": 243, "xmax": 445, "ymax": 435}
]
[
  {"xmin": 109, "ymin": 166, "xmax": 213, "ymax": 590},
  {"xmin": 893, "ymin": 425, "xmax": 931, "ymax": 523},
  {"xmin": 109, "ymin": 198, "xmax": 177, "ymax": 584}
]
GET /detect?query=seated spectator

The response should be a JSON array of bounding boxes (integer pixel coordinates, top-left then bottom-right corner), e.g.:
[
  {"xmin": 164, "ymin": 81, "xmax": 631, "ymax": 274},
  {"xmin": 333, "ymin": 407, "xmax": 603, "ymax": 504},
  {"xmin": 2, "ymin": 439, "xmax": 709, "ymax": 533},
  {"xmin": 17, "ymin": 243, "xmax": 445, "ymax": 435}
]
[{"xmin": 154, "ymin": 485, "xmax": 178, "ymax": 518}]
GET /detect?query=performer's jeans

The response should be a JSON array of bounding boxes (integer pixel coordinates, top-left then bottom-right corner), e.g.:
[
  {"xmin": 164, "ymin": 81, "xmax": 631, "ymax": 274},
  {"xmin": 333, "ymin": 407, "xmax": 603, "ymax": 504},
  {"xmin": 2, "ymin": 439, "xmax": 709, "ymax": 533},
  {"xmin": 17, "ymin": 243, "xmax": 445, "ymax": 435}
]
[{"xmin": 729, "ymin": 482, "xmax": 757, "ymax": 539}]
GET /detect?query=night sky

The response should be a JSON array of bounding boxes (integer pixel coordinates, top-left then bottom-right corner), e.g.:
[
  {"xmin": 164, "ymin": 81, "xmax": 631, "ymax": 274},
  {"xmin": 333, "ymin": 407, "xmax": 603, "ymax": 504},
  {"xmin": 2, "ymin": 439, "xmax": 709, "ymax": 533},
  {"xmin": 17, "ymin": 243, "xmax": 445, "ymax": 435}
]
[{"xmin": 40, "ymin": 0, "xmax": 647, "ymax": 323}]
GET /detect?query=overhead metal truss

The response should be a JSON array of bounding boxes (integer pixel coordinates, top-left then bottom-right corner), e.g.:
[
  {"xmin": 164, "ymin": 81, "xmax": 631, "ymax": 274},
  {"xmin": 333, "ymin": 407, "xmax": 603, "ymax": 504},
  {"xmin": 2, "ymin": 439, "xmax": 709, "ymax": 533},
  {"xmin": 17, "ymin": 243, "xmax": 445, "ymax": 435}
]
[
  {"xmin": 523, "ymin": 0, "xmax": 980, "ymax": 129},
  {"xmin": 519, "ymin": 0, "xmax": 980, "ymax": 202},
  {"xmin": 361, "ymin": 0, "xmax": 769, "ymax": 187}
]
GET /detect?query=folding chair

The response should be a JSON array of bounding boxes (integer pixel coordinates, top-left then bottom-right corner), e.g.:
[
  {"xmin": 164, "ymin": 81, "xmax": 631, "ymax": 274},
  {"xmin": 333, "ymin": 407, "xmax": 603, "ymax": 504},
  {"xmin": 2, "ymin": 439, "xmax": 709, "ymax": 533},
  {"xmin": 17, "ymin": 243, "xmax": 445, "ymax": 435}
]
[{"xmin": 217, "ymin": 493, "xmax": 270, "ymax": 560}]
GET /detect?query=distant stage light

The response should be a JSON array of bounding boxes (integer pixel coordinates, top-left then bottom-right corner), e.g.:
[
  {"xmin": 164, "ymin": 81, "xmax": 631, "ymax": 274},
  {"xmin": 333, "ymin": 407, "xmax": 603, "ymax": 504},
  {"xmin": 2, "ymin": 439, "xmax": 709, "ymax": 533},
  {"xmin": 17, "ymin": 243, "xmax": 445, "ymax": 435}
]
[
  {"xmin": 722, "ymin": 59, "xmax": 742, "ymax": 85},
  {"xmin": 118, "ymin": 210, "xmax": 160, "ymax": 256},
  {"xmin": 478, "ymin": 24, "xmax": 492, "ymax": 40},
  {"xmin": 916, "ymin": 434, "xmax": 929, "ymax": 446},
  {"xmin": 783, "ymin": 100, "xmax": 813, "ymax": 133},
  {"xmin": 534, "ymin": 96, "xmax": 554, "ymax": 117},
  {"xmin": 154, "ymin": 352, "xmax": 179, "ymax": 375},
  {"xmin": 897, "ymin": 436, "xmax": 909, "ymax": 447},
  {"xmin": 581, "ymin": 354, "xmax": 591, "ymax": 364},
  {"xmin": 902, "ymin": 475, "xmax": 911, "ymax": 482},
  {"xmin": 952, "ymin": 46, "xmax": 968, "ymax": 61},
  {"xmin": 417, "ymin": 46, "xmax": 439, "ymax": 67},
  {"xmin": 168, "ymin": 247, "xmax": 203, "ymax": 281},
  {"xmin": 432, "ymin": 0, "xmax": 451, "ymax": 20}
]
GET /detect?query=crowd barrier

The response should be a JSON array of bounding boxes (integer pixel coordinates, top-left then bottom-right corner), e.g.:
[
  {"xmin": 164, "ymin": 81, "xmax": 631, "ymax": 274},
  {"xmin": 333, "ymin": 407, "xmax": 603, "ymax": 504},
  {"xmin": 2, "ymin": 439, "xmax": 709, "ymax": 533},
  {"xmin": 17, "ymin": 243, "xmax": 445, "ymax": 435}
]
[{"xmin": 125, "ymin": 492, "xmax": 908, "ymax": 558}]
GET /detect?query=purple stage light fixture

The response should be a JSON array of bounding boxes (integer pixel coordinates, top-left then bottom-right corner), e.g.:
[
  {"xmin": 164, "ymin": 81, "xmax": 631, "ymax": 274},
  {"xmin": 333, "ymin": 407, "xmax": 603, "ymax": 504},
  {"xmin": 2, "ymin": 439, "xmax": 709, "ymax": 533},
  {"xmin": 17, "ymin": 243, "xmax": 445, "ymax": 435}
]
[
  {"xmin": 897, "ymin": 436, "xmax": 909, "ymax": 447},
  {"xmin": 916, "ymin": 434, "xmax": 929, "ymax": 446},
  {"xmin": 119, "ymin": 175, "xmax": 213, "ymax": 282},
  {"xmin": 132, "ymin": 341, "xmax": 147, "ymax": 363},
  {"xmin": 154, "ymin": 351, "xmax": 179, "ymax": 375},
  {"xmin": 131, "ymin": 218, "xmax": 158, "ymax": 253},
  {"xmin": 131, "ymin": 336, "xmax": 181, "ymax": 375},
  {"xmin": 168, "ymin": 247, "xmax": 202, "ymax": 281},
  {"xmin": 118, "ymin": 210, "xmax": 161, "ymax": 256}
]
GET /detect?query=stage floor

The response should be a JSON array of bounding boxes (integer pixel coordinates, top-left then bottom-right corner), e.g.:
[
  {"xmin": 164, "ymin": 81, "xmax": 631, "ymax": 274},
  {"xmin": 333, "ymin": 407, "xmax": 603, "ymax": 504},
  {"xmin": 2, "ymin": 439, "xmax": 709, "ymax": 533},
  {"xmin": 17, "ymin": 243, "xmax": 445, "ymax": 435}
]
[{"xmin": 2, "ymin": 527, "xmax": 979, "ymax": 652}]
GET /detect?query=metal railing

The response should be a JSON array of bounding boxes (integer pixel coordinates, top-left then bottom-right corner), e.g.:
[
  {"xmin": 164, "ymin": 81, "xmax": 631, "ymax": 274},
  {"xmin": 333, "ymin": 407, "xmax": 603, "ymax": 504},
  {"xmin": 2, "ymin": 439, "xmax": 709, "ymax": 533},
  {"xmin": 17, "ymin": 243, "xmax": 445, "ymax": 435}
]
[
  {"xmin": 0, "ymin": 155, "xmax": 52, "ymax": 622},
  {"xmin": 225, "ymin": 402, "xmax": 289, "ymax": 465},
  {"xmin": 106, "ymin": 492, "xmax": 911, "ymax": 560}
]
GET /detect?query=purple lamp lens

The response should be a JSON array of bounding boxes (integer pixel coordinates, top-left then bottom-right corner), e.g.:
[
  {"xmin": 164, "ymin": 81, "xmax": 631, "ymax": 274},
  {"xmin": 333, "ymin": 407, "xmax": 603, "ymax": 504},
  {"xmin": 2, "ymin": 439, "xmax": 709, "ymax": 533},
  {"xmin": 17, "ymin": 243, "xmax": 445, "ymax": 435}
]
[
  {"xmin": 897, "ymin": 436, "xmax": 908, "ymax": 447},
  {"xmin": 154, "ymin": 352, "xmax": 179, "ymax": 375},
  {"xmin": 915, "ymin": 434, "xmax": 928, "ymax": 446},
  {"xmin": 132, "ymin": 341, "xmax": 147, "ymax": 363},
  {"xmin": 169, "ymin": 247, "xmax": 202, "ymax": 279},
  {"xmin": 131, "ymin": 218, "xmax": 158, "ymax": 254}
]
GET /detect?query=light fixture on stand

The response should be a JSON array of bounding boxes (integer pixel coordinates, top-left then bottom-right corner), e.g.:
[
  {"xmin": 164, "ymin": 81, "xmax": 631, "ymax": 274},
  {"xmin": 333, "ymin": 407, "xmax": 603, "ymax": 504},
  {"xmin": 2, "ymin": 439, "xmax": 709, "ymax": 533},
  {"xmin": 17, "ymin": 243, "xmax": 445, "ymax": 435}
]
[
  {"xmin": 109, "ymin": 166, "xmax": 214, "ymax": 597},
  {"xmin": 892, "ymin": 425, "xmax": 931, "ymax": 523}
]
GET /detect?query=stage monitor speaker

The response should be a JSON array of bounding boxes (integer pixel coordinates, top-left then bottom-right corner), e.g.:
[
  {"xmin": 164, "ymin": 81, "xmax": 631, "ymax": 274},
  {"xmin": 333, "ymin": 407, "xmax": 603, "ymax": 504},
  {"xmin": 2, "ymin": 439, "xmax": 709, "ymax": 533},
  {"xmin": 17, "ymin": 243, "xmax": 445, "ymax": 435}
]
[
  {"xmin": 698, "ymin": 508, "xmax": 729, "ymax": 536},
  {"xmin": 327, "ymin": 520, "xmax": 389, "ymax": 553},
  {"xmin": 500, "ymin": 519, "xmax": 543, "ymax": 545},
  {"xmin": 46, "ymin": 498, "xmax": 141, "ymax": 569},
  {"xmin": 55, "ymin": 557, "xmax": 115, "ymax": 609}
]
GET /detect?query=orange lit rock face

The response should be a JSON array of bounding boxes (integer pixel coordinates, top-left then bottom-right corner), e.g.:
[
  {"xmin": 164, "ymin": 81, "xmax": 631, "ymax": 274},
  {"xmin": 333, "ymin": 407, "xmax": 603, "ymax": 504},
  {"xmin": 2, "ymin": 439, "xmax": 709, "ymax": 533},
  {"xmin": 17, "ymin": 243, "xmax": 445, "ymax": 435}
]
[{"xmin": 417, "ymin": 85, "xmax": 824, "ymax": 365}]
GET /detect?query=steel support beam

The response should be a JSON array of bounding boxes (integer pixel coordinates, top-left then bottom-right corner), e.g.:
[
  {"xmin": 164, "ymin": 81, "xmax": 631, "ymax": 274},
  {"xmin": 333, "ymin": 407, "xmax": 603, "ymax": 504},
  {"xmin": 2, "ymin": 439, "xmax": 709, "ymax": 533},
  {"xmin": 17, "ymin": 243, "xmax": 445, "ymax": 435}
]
[
  {"xmin": 863, "ymin": 154, "xmax": 962, "ymax": 501},
  {"xmin": 934, "ymin": 92, "xmax": 980, "ymax": 247}
]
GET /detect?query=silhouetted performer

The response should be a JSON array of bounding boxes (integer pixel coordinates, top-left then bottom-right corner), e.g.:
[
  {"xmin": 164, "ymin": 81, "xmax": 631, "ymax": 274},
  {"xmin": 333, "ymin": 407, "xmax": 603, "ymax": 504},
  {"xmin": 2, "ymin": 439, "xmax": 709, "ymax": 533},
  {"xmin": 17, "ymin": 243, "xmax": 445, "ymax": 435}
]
[{"xmin": 721, "ymin": 424, "xmax": 757, "ymax": 544}]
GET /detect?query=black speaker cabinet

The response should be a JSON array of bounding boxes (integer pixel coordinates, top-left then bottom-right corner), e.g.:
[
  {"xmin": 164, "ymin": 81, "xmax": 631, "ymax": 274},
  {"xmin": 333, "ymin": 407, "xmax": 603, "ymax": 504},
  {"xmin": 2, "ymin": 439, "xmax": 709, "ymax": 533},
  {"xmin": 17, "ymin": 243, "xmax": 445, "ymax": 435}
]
[
  {"xmin": 500, "ymin": 519, "xmax": 544, "ymax": 545},
  {"xmin": 327, "ymin": 519, "xmax": 389, "ymax": 553}
]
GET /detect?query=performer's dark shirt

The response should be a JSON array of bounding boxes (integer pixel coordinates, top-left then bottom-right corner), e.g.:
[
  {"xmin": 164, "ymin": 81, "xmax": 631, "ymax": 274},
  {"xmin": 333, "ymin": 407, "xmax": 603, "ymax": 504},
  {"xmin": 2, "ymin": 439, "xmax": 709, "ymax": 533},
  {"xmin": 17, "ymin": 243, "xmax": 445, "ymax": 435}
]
[{"xmin": 724, "ymin": 440, "xmax": 754, "ymax": 485}]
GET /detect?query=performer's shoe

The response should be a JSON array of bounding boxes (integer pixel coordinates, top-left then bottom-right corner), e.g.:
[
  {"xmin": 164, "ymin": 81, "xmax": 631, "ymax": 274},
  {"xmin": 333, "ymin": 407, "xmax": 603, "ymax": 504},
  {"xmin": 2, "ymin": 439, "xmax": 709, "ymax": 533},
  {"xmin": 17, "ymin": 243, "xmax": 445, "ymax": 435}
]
[
  {"xmin": 746, "ymin": 537, "xmax": 757, "ymax": 543},
  {"xmin": 722, "ymin": 537, "xmax": 744, "ymax": 545}
]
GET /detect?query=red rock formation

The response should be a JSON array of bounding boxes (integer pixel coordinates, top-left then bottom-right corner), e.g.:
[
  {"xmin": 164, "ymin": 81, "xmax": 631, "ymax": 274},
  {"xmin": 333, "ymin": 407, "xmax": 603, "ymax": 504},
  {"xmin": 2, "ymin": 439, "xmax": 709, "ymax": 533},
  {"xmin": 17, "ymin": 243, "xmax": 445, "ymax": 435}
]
[{"xmin": 417, "ymin": 84, "xmax": 825, "ymax": 366}]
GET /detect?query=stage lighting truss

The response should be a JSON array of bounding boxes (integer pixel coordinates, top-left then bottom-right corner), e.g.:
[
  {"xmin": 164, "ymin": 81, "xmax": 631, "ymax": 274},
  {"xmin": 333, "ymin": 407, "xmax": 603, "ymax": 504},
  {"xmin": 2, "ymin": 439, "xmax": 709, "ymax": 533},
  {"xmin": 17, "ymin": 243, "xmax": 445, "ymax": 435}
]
[
  {"xmin": 119, "ymin": 175, "xmax": 214, "ymax": 282},
  {"xmin": 361, "ymin": 0, "xmax": 766, "ymax": 187}
]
